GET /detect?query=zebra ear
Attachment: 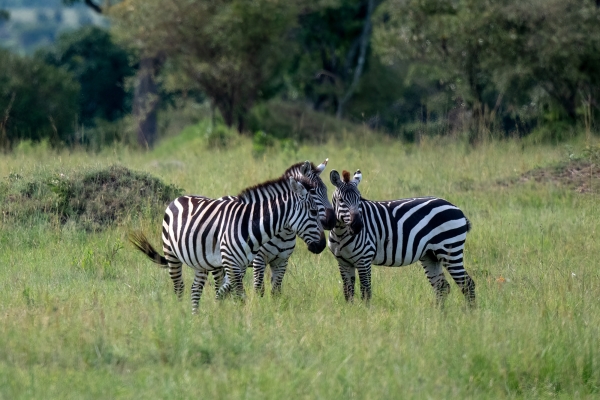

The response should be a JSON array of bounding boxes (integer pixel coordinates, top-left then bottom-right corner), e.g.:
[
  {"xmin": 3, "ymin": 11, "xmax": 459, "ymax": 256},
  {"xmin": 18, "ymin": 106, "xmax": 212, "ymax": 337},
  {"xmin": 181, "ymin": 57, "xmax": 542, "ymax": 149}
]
[
  {"xmin": 352, "ymin": 170, "xmax": 362, "ymax": 186},
  {"xmin": 315, "ymin": 158, "xmax": 328, "ymax": 175},
  {"xmin": 289, "ymin": 177, "xmax": 308, "ymax": 197},
  {"xmin": 300, "ymin": 161, "xmax": 312, "ymax": 176},
  {"xmin": 330, "ymin": 170, "xmax": 342, "ymax": 187}
]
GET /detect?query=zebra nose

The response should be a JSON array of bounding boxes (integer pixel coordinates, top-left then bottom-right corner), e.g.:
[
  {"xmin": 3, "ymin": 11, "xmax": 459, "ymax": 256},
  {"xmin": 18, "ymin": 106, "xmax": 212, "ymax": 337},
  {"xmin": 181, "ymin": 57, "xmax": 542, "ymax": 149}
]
[
  {"xmin": 322, "ymin": 208, "xmax": 336, "ymax": 230},
  {"xmin": 307, "ymin": 232, "xmax": 326, "ymax": 254},
  {"xmin": 349, "ymin": 211, "xmax": 363, "ymax": 235}
]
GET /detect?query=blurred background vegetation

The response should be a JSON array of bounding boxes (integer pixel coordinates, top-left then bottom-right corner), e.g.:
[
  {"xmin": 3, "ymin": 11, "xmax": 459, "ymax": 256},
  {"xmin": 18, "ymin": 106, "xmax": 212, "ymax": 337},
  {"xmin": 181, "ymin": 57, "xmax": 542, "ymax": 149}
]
[{"xmin": 1, "ymin": 0, "xmax": 599, "ymax": 151}]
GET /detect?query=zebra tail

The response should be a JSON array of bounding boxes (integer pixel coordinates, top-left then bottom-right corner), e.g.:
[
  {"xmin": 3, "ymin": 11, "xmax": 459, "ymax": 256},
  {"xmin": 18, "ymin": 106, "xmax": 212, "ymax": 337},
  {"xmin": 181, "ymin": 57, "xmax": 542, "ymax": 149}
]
[
  {"xmin": 466, "ymin": 217, "xmax": 472, "ymax": 232},
  {"xmin": 128, "ymin": 231, "xmax": 169, "ymax": 268}
]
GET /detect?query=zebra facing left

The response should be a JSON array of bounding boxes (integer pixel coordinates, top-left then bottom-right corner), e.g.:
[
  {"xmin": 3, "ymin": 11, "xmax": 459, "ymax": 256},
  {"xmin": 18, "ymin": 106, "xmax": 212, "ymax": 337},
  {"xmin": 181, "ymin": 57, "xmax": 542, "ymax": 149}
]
[
  {"xmin": 328, "ymin": 169, "xmax": 475, "ymax": 306},
  {"xmin": 130, "ymin": 163, "xmax": 326, "ymax": 313}
]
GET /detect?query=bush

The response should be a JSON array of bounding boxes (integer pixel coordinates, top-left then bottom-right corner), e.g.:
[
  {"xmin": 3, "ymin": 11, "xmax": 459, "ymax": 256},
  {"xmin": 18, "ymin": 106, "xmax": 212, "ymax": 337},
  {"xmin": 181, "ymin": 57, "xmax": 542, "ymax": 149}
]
[{"xmin": 0, "ymin": 165, "xmax": 183, "ymax": 231}]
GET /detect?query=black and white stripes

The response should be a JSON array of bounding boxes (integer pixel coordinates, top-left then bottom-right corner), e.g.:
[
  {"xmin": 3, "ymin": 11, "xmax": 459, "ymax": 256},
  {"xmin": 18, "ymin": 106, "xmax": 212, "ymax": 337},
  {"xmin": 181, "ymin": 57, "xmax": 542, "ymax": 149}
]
[
  {"xmin": 328, "ymin": 169, "xmax": 475, "ymax": 305},
  {"xmin": 250, "ymin": 159, "xmax": 334, "ymax": 296},
  {"xmin": 130, "ymin": 163, "xmax": 326, "ymax": 312}
]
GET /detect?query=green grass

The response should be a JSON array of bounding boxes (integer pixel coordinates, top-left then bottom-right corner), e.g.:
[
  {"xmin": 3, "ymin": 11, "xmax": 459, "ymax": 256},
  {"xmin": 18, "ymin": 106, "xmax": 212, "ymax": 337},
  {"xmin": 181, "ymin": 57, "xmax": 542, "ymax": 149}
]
[{"xmin": 1, "ymin": 132, "xmax": 599, "ymax": 399}]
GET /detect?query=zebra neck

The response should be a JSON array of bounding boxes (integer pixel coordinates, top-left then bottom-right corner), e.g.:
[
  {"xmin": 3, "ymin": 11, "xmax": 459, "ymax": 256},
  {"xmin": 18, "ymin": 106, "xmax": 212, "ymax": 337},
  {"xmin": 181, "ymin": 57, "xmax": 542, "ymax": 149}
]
[{"xmin": 233, "ymin": 197, "xmax": 295, "ymax": 252}]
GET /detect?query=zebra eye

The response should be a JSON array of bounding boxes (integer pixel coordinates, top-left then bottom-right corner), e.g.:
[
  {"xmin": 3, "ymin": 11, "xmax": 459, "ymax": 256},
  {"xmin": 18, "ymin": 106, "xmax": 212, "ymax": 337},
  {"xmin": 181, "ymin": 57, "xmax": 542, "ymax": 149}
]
[{"xmin": 309, "ymin": 209, "xmax": 318, "ymax": 217}]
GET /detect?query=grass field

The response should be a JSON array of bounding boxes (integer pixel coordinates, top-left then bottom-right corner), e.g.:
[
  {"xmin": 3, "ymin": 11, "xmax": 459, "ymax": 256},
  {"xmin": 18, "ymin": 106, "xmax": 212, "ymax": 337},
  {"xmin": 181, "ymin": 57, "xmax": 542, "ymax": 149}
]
[{"xmin": 1, "ymin": 131, "xmax": 599, "ymax": 399}]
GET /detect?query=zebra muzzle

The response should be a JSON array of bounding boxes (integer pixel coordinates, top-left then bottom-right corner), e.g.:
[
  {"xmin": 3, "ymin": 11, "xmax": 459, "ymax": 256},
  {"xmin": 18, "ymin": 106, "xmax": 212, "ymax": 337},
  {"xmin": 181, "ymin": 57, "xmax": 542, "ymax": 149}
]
[
  {"xmin": 349, "ymin": 211, "xmax": 363, "ymax": 235},
  {"xmin": 322, "ymin": 208, "xmax": 337, "ymax": 230},
  {"xmin": 307, "ymin": 232, "xmax": 327, "ymax": 254}
]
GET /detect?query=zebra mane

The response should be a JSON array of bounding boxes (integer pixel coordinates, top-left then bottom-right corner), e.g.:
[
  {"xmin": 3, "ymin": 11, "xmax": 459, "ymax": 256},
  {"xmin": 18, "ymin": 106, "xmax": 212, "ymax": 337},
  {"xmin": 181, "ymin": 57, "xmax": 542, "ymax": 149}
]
[
  {"xmin": 342, "ymin": 170, "xmax": 351, "ymax": 182},
  {"xmin": 237, "ymin": 174, "xmax": 315, "ymax": 203},
  {"xmin": 284, "ymin": 161, "xmax": 318, "ymax": 177}
]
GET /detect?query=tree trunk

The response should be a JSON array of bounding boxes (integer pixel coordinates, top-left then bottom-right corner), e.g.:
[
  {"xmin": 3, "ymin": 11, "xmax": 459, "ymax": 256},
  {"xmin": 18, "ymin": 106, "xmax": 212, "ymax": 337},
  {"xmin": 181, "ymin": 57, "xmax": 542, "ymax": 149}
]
[
  {"xmin": 133, "ymin": 57, "xmax": 159, "ymax": 148},
  {"xmin": 336, "ymin": 0, "xmax": 375, "ymax": 119}
]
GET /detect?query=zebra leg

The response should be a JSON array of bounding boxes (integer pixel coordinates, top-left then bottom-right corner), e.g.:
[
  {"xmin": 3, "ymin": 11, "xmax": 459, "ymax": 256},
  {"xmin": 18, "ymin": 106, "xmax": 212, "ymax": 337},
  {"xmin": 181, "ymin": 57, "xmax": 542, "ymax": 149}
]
[
  {"xmin": 252, "ymin": 253, "xmax": 267, "ymax": 297},
  {"xmin": 438, "ymin": 248, "xmax": 476, "ymax": 307},
  {"xmin": 190, "ymin": 269, "xmax": 208, "ymax": 314},
  {"xmin": 163, "ymin": 245, "xmax": 185, "ymax": 299},
  {"xmin": 269, "ymin": 256, "xmax": 289, "ymax": 296},
  {"xmin": 167, "ymin": 260, "xmax": 184, "ymax": 299},
  {"xmin": 217, "ymin": 264, "xmax": 246, "ymax": 300},
  {"xmin": 356, "ymin": 263, "xmax": 373, "ymax": 302},
  {"xmin": 338, "ymin": 262, "xmax": 356, "ymax": 302},
  {"xmin": 212, "ymin": 268, "xmax": 227, "ymax": 295},
  {"xmin": 420, "ymin": 251, "xmax": 450, "ymax": 305}
]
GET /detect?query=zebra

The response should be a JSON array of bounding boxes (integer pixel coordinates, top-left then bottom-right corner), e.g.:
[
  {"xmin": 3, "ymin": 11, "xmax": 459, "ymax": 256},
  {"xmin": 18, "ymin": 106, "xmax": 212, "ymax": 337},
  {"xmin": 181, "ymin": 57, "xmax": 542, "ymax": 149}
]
[
  {"xmin": 130, "ymin": 163, "xmax": 326, "ymax": 312},
  {"xmin": 328, "ymin": 169, "xmax": 475, "ymax": 306},
  {"xmin": 248, "ymin": 159, "xmax": 335, "ymax": 296}
]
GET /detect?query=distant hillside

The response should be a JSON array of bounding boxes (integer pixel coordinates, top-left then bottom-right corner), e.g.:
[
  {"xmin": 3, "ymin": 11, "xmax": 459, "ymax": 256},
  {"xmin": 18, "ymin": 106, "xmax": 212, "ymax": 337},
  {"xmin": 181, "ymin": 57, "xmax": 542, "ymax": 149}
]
[{"xmin": 0, "ymin": 1, "xmax": 106, "ymax": 54}]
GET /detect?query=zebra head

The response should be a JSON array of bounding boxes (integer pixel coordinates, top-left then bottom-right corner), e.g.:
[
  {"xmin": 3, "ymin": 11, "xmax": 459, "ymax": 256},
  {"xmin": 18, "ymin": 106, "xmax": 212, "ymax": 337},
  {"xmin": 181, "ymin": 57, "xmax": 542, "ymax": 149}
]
[
  {"xmin": 330, "ymin": 169, "xmax": 363, "ymax": 236},
  {"xmin": 289, "ymin": 159, "xmax": 336, "ymax": 230},
  {"xmin": 288, "ymin": 176, "xmax": 327, "ymax": 254}
]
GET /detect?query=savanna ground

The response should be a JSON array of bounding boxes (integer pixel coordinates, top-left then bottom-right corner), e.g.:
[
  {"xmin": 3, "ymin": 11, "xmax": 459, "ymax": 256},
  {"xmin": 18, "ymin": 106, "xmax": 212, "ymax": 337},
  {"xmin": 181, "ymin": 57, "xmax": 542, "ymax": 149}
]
[{"xmin": 1, "ymin": 127, "xmax": 599, "ymax": 399}]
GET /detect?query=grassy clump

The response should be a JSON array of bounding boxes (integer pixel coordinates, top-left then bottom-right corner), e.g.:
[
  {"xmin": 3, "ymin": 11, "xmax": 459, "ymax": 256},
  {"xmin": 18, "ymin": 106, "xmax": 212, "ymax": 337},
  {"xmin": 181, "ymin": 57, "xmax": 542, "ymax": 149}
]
[{"xmin": 0, "ymin": 165, "xmax": 182, "ymax": 231}]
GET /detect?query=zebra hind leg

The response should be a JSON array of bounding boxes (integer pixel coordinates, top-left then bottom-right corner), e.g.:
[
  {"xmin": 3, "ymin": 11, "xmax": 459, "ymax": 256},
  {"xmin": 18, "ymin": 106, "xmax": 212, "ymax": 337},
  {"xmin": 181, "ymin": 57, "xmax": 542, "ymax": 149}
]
[
  {"xmin": 440, "ymin": 250, "xmax": 476, "ymax": 308},
  {"xmin": 166, "ymin": 260, "xmax": 184, "ymax": 299},
  {"xmin": 420, "ymin": 251, "xmax": 450, "ymax": 306}
]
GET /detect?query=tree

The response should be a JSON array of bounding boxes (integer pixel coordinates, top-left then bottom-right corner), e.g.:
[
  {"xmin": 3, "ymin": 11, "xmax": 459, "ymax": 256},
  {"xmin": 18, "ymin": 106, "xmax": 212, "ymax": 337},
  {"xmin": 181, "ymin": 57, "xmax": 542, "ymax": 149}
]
[
  {"xmin": 290, "ymin": 0, "xmax": 382, "ymax": 118},
  {"xmin": 111, "ymin": 0, "xmax": 299, "ymax": 133},
  {"xmin": 39, "ymin": 26, "xmax": 134, "ymax": 126},
  {"xmin": 374, "ymin": 0, "xmax": 600, "ymax": 136},
  {"xmin": 0, "ymin": 49, "xmax": 79, "ymax": 149},
  {"xmin": 63, "ymin": 0, "xmax": 163, "ymax": 148}
]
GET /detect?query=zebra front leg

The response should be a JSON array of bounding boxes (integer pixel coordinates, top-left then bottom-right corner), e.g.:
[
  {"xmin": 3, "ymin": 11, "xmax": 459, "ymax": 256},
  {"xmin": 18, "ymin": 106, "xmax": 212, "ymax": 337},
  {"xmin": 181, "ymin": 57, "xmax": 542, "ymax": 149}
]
[
  {"xmin": 252, "ymin": 253, "xmax": 267, "ymax": 297},
  {"xmin": 338, "ymin": 262, "xmax": 356, "ymax": 302},
  {"xmin": 217, "ymin": 264, "xmax": 246, "ymax": 301},
  {"xmin": 190, "ymin": 269, "xmax": 208, "ymax": 314},
  {"xmin": 269, "ymin": 256, "xmax": 289, "ymax": 296},
  {"xmin": 356, "ymin": 263, "xmax": 373, "ymax": 302},
  {"xmin": 420, "ymin": 252, "xmax": 450, "ymax": 306}
]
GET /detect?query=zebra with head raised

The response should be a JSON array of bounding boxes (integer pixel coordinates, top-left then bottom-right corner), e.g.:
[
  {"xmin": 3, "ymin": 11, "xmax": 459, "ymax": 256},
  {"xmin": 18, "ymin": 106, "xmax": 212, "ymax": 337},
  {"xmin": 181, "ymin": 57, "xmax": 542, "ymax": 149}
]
[
  {"xmin": 249, "ymin": 159, "xmax": 335, "ymax": 296},
  {"xmin": 130, "ymin": 162, "xmax": 326, "ymax": 313},
  {"xmin": 328, "ymin": 169, "xmax": 475, "ymax": 306}
]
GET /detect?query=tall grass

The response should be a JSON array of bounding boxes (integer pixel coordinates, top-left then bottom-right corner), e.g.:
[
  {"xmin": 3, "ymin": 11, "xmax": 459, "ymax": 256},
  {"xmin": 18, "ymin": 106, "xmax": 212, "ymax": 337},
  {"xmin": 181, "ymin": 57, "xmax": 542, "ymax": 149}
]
[{"xmin": 0, "ymin": 131, "xmax": 599, "ymax": 398}]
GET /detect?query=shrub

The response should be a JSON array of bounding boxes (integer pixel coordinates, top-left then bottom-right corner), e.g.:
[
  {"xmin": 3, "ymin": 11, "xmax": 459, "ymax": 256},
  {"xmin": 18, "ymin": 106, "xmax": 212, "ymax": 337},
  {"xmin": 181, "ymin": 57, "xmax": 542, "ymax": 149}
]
[{"xmin": 0, "ymin": 165, "xmax": 183, "ymax": 231}]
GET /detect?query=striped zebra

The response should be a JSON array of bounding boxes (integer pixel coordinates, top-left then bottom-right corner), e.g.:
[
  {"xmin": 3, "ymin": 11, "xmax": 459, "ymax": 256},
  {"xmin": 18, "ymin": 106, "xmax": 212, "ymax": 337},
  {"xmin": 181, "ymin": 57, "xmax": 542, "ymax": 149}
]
[
  {"xmin": 328, "ymin": 169, "xmax": 475, "ymax": 305},
  {"xmin": 249, "ymin": 159, "xmax": 335, "ymax": 296},
  {"xmin": 130, "ymin": 163, "xmax": 326, "ymax": 312}
]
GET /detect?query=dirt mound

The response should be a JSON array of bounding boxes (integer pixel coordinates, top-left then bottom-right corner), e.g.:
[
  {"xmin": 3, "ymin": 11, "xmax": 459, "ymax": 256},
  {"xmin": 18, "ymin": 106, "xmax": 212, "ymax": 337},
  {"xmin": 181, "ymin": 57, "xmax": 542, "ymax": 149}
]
[
  {"xmin": 1, "ymin": 165, "xmax": 182, "ymax": 231},
  {"xmin": 501, "ymin": 160, "xmax": 599, "ymax": 193}
]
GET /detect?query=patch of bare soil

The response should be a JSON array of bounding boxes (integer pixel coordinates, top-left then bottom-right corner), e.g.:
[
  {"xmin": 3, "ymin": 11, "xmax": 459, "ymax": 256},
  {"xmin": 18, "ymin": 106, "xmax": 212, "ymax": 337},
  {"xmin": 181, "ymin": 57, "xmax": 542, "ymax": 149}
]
[{"xmin": 500, "ymin": 160, "xmax": 599, "ymax": 193}]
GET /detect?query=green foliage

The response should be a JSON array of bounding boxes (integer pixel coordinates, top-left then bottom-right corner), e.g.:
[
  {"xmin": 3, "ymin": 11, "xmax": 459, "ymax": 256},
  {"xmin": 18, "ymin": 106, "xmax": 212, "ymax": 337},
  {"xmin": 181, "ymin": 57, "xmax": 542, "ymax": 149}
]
[
  {"xmin": 112, "ymin": 0, "xmax": 299, "ymax": 132},
  {"xmin": 251, "ymin": 130, "xmax": 276, "ymax": 157},
  {"xmin": 0, "ymin": 165, "xmax": 182, "ymax": 231},
  {"xmin": 0, "ymin": 49, "xmax": 80, "ymax": 149},
  {"xmin": 205, "ymin": 123, "xmax": 238, "ymax": 150},
  {"xmin": 247, "ymin": 100, "xmax": 365, "ymax": 143},
  {"xmin": 38, "ymin": 26, "xmax": 135, "ymax": 127},
  {"xmin": 373, "ymin": 0, "xmax": 600, "ymax": 138}
]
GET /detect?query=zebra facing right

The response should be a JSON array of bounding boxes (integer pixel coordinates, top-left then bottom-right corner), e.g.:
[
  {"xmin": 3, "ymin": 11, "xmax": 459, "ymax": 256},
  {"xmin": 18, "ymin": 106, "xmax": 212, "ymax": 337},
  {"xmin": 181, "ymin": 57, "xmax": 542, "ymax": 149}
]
[
  {"xmin": 328, "ymin": 169, "xmax": 475, "ymax": 306},
  {"xmin": 130, "ymin": 165, "xmax": 326, "ymax": 313}
]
